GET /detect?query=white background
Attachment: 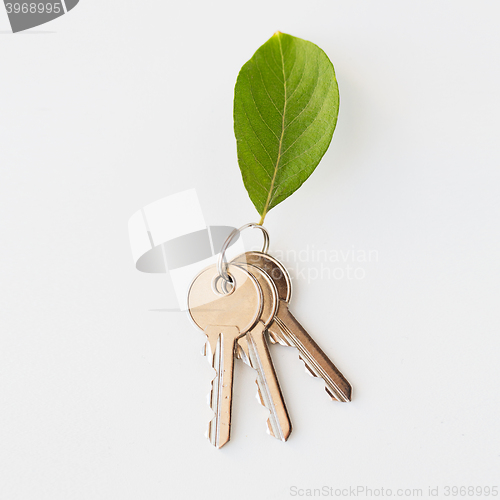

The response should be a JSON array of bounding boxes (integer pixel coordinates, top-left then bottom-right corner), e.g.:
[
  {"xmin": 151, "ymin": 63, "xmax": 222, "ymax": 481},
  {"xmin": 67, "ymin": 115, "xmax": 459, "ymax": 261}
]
[{"xmin": 1, "ymin": 1, "xmax": 499, "ymax": 499}]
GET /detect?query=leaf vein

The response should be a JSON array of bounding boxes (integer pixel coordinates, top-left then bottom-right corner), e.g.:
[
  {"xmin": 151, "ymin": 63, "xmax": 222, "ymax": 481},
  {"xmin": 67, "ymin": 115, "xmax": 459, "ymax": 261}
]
[
  {"xmin": 245, "ymin": 70, "xmax": 280, "ymax": 143},
  {"xmin": 280, "ymin": 87, "xmax": 334, "ymax": 158},
  {"xmin": 239, "ymin": 93, "xmax": 276, "ymax": 171},
  {"xmin": 284, "ymin": 66, "xmax": 329, "ymax": 133},
  {"xmin": 255, "ymin": 58, "xmax": 283, "ymax": 117},
  {"xmin": 276, "ymin": 123, "xmax": 333, "ymax": 174},
  {"xmin": 258, "ymin": 32, "xmax": 288, "ymax": 223}
]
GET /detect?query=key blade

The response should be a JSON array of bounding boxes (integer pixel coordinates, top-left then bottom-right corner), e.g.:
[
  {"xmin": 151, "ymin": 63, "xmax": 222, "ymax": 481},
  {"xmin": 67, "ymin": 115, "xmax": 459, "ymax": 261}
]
[
  {"xmin": 236, "ymin": 336, "xmax": 250, "ymax": 365},
  {"xmin": 268, "ymin": 320, "xmax": 291, "ymax": 347},
  {"xmin": 273, "ymin": 303, "xmax": 352, "ymax": 403},
  {"xmin": 246, "ymin": 322, "xmax": 292, "ymax": 442},
  {"xmin": 204, "ymin": 325, "xmax": 240, "ymax": 448}
]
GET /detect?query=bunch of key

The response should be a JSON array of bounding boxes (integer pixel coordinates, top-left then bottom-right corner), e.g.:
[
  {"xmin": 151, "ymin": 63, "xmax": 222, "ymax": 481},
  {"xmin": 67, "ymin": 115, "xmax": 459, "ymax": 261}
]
[{"xmin": 187, "ymin": 247, "xmax": 352, "ymax": 448}]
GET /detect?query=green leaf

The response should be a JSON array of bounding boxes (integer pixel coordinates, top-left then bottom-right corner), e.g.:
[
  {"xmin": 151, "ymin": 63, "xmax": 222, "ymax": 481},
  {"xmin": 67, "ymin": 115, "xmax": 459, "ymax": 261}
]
[{"xmin": 234, "ymin": 32, "xmax": 340, "ymax": 224}]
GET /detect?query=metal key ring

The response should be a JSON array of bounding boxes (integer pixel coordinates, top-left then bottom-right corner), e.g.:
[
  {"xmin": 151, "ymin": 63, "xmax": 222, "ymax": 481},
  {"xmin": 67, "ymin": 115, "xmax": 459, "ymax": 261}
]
[{"xmin": 217, "ymin": 223, "xmax": 270, "ymax": 285}]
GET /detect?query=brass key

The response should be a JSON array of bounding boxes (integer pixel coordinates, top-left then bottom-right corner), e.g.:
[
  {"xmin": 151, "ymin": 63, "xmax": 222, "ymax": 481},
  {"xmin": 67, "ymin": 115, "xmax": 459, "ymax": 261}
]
[
  {"xmin": 188, "ymin": 264, "xmax": 263, "ymax": 448},
  {"xmin": 232, "ymin": 252, "xmax": 352, "ymax": 403},
  {"xmin": 233, "ymin": 263, "xmax": 292, "ymax": 442}
]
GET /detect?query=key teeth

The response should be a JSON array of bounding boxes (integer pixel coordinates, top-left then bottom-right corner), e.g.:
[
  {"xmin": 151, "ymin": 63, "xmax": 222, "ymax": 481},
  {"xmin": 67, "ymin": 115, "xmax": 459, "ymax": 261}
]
[
  {"xmin": 325, "ymin": 387, "xmax": 340, "ymax": 402},
  {"xmin": 255, "ymin": 382, "xmax": 265, "ymax": 406},
  {"xmin": 299, "ymin": 355, "xmax": 318, "ymax": 378},
  {"xmin": 266, "ymin": 418, "xmax": 291, "ymax": 442},
  {"xmin": 241, "ymin": 342, "xmax": 288, "ymax": 439},
  {"xmin": 324, "ymin": 386, "xmax": 351, "ymax": 402},
  {"xmin": 269, "ymin": 327, "xmax": 291, "ymax": 346},
  {"xmin": 206, "ymin": 421, "xmax": 226, "ymax": 449},
  {"xmin": 237, "ymin": 338, "xmax": 251, "ymax": 366},
  {"xmin": 254, "ymin": 378, "xmax": 288, "ymax": 441},
  {"xmin": 205, "ymin": 386, "xmax": 219, "ymax": 447},
  {"xmin": 206, "ymin": 375, "xmax": 217, "ymax": 419},
  {"xmin": 237, "ymin": 345, "xmax": 250, "ymax": 365},
  {"xmin": 297, "ymin": 355, "xmax": 352, "ymax": 403},
  {"xmin": 254, "ymin": 377, "xmax": 291, "ymax": 442},
  {"xmin": 266, "ymin": 420, "xmax": 274, "ymax": 438},
  {"xmin": 203, "ymin": 339, "xmax": 228, "ymax": 447},
  {"xmin": 267, "ymin": 330, "xmax": 282, "ymax": 345}
]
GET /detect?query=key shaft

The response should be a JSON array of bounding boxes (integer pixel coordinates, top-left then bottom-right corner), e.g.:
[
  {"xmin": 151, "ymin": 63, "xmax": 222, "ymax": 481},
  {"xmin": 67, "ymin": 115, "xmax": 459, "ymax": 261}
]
[
  {"xmin": 272, "ymin": 302, "xmax": 352, "ymax": 402},
  {"xmin": 204, "ymin": 325, "xmax": 240, "ymax": 448},
  {"xmin": 239, "ymin": 322, "xmax": 292, "ymax": 441},
  {"xmin": 233, "ymin": 262, "xmax": 292, "ymax": 441},
  {"xmin": 188, "ymin": 264, "xmax": 263, "ymax": 448},
  {"xmin": 233, "ymin": 251, "xmax": 353, "ymax": 403}
]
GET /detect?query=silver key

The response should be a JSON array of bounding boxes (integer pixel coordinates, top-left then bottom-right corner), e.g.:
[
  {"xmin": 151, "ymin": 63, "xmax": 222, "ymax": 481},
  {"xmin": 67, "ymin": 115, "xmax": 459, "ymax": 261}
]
[
  {"xmin": 233, "ymin": 263, "xmax": 292, "ymax": 442},
  {"xmin": 232, "ymin": 252, "xmax": 353, "ymax": 403},
  {"xmin": 188, "ymin": 264, "xmax": 263, "ymax": 448}
]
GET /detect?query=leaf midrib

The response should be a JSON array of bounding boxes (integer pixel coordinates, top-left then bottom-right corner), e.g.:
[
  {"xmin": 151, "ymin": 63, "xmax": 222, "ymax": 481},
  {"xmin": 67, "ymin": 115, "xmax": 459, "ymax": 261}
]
[{"xmin": 259, "ymin": 32, "xmax": 287, "ymax": 225}]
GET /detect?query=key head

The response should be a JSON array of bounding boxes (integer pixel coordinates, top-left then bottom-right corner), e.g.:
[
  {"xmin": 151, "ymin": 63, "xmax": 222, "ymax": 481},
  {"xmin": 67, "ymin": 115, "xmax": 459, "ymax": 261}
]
[
  {"xmin": 232, "ymin": 252, "xmax": 291, "ymax": 303},
  {"xmin": 188, "ymin": 264, "xmax": 263, "ymax": 335},
  {"xmin": 231, "ymin": 262, "xmax": 278, "ymax": 362},
  {"xmin": 223, "ymin": 263, "xmax": 278, "ymax": 328}
]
